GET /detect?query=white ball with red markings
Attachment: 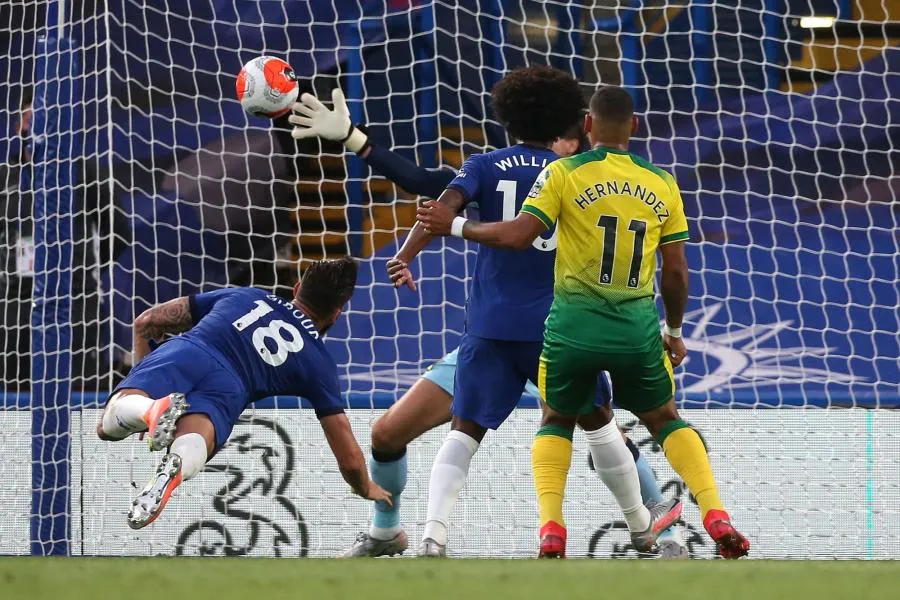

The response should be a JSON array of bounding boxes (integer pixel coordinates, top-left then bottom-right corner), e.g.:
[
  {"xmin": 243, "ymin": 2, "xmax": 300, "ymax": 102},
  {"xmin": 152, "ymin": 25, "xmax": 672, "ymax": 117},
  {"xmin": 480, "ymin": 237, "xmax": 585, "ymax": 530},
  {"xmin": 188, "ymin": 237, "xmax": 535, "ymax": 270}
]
[{"xmin": 236, "ymin": 56, "xmax": 299, "ymax": 118}]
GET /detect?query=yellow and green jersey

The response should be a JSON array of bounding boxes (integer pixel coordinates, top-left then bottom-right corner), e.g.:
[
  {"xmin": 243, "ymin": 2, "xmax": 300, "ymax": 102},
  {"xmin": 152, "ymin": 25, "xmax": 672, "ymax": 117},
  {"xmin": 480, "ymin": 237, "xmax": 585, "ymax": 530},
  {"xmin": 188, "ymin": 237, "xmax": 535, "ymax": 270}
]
[{"xmin": 521, "ymin": 146, "xmax": 688, "ymax": 352}]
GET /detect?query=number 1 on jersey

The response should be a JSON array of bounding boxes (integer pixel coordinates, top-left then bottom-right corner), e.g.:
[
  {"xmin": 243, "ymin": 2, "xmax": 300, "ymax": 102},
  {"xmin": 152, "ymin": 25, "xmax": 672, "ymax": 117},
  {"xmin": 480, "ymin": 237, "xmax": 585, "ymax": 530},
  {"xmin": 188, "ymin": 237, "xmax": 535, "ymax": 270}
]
[
  {"xmin": 497, "ymin": 179, "xmax": 557, "ymax": 251},
  {"xmin": 596, "ymin": 216, "xmax": 647, "ymax": 288},
  {"xmin": 232, "ymin": 300, "xmax": 273, "ymax": 331}
]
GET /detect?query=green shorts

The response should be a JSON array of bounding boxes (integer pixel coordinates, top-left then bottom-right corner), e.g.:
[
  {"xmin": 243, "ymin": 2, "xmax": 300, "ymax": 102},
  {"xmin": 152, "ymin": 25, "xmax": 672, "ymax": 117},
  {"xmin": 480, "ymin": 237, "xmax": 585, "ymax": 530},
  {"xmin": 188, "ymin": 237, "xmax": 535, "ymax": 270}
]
[{"xmin": 537, "ymin": 334, "xmax": 675, "ymax": 416}]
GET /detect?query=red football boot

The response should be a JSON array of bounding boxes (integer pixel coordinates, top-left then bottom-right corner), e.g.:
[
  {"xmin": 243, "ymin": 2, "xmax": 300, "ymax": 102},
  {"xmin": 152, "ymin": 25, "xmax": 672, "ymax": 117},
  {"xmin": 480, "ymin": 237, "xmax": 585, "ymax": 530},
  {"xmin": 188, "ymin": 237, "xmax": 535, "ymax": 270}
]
[
  {"xmin": 538, "ymin": 520, "xmax": 567, "ymax": 559},
  {"xmin": 704, "ymin": 509, "xmax": 750, "ymax": 559}
]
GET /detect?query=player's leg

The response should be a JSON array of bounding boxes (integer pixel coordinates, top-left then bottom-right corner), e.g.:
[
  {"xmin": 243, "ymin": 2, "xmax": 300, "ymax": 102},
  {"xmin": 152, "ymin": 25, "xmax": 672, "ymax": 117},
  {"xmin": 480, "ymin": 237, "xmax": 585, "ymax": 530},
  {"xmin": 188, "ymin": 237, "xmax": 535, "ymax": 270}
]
[
  {"xmin": 536, "ymin": 369, "xmax": 687, "ymax": 553},
  {"xmin": 627, "ymin": 439, "xmax": 688, "ymax": 558},
  {"xmin": 344, "ymin": 355, "xmax": 455, "ymax": 557},
  {"xmin": 97, "ymin": 342, "xmax": 192, "ymax": 447},
  {"xmin": 585, "ymin": 429, "xmax": 688, "ymax": 558},
  {"xmin": 591, "ymin": 371, "xmax": 688, "ymax": 558},
  {"xmin": 419, "ymin": 337, "xmax": 527, "ymax": 556},
  {"xmin": 529, "ymin": 367, "xmax": 575, "ymax": 553},
  {"xmin": 586, "ymin": 369, "xmax": 658, "ymax": 538},
  {"xmin": 99, "ymin": 387, "xmax": 189, "ymax": 449},
  {"xmin": 126, "ymin": 352, "xmax": 242, "ymax": 529},
  {"xmin": 128, "ymin": 413, "xmax": 216, "ymax": 529},
  {"xmin": 420, "ymin": 415, "xmax": 485, "ymax": 557},
  {"xmin": 619, "ymin": 340, "xmax": 749, "ymax": 558},
  {"xmin": 576, "ymin": 406, "xmax": 681, "ymax": 553},
  {"xmin": 536, "ymin": 340, "xmax": 681, "ymax": 556},
  {"xmin": 636, "ymin": 399, "xmax": 748, "ymax": 558},
  {"xmin": 97, "ymin": 388, "xmax": 154, "ymax": 440},
  {"xmin": 529, "ymin": 338, "xmax": 595, "ymax": 558}
]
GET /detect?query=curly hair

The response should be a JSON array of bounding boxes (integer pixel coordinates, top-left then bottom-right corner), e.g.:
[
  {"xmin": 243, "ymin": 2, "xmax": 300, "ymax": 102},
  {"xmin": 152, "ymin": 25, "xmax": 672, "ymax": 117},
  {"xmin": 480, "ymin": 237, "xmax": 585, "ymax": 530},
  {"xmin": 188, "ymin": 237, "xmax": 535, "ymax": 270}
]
[
  {"xmin": 491, "ymin": 65, "xmax": 586, "ymax": 144},
  {"xmin": 297, "ymin": 256, "xmax": 358, "ymax": 317}
]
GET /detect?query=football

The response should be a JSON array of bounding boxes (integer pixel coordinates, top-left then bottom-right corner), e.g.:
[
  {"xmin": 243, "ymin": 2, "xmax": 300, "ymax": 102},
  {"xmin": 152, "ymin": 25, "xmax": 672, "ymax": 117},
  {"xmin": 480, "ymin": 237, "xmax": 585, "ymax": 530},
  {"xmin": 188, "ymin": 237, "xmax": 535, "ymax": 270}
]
[{"xmin": 236, "ymin": 56, "xmax": 299, "ymax": 118}]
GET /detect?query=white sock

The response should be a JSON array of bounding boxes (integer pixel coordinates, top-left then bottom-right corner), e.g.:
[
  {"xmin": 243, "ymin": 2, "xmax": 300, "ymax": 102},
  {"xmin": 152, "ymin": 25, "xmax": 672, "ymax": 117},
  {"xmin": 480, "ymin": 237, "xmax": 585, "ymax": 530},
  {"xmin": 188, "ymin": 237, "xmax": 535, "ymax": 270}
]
[
  {"xmin": 170, "ymin": 433, "xmax": 208, "ymax": 481},
  {"xmin": 584, "ymin": 420, "xmax": 650, "ymax": 532},
  {"xmin": 101, "ymin": 393, "xmax": 154, "ymax": 438},
  {"xmin": 422, "ymin": 430, "xmax": 479, "ymax": 546}
]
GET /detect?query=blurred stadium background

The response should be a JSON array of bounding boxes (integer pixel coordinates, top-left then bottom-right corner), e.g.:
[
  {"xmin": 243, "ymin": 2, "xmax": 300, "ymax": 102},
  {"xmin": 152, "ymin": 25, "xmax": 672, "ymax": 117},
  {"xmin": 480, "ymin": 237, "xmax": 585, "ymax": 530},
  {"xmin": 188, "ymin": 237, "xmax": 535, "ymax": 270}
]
[{"xmin": 0, "ymin": 0, "xmax": 897, "ymax": 559}]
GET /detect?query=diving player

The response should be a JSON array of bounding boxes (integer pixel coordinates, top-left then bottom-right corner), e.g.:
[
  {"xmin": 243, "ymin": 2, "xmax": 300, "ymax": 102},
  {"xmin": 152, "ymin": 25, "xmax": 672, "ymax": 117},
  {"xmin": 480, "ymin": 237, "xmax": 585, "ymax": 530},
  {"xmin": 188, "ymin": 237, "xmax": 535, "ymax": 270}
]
[
  {"xmin": 96, "ymin": 257, "xmax": 392, "ymax": 529},
  {"xmin": 290, "ymin": 75, "xmax": 687, "ymax": 559},
  {"xmin": 417, "ymin": 85, "xmax": 750, "ymax": 559}
]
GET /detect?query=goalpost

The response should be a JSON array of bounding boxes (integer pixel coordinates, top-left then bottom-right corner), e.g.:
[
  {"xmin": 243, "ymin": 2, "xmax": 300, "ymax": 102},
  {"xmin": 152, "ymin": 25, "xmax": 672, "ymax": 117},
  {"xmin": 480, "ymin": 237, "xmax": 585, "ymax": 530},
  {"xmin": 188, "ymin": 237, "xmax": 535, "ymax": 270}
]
[{"xmin": 2, "ymin": 0, "xmax": 897, "ymax": 558}]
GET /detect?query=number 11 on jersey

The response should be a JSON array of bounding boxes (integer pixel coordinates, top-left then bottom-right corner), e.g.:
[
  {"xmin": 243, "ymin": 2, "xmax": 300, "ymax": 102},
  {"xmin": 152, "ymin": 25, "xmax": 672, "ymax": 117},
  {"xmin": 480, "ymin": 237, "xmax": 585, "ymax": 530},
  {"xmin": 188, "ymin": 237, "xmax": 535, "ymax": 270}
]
[{"xmin": 596, "ymin": 215, "xmax": 646, "ymax": 288}]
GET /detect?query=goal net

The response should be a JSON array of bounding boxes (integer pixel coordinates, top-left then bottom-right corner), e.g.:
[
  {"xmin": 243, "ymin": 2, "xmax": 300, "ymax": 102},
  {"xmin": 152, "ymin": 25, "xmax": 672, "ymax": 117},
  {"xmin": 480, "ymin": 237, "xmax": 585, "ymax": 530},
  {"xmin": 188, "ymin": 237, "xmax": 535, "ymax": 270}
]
[{"xmin": 2, "ymin": 0, "xmax": 898, "ymax": 558}]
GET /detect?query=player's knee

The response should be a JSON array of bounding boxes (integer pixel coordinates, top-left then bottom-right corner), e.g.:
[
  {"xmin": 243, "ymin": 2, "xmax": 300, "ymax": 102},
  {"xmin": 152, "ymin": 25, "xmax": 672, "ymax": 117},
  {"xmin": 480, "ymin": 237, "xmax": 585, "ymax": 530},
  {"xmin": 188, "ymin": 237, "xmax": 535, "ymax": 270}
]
[
  {"xmin": 174, "ymin": 413, "xmax": 217, "ymax": 456},
  {"xmin": 636, "ymin": 399, "xmax": 680, "ymax": 438},
  {"xmin": 370, "ymin": 416, "xmax": 405, "ymax": 455},
  {"xmin": 576, "ymin": 405, "xmax": 613, "ymax": 431},
  {"xmin": 96, "ymin": 417, "xmax": 131, "ymax": 441},
  {"xmin": 96, "ymin": 405, "xmax": 127, "ymax": 441},
  {"xmin": 450, "ymin": 417, "xmax": 487, "ymax": 443},
  {"xmin": 640, "ymin": 419, "xmax": 665, "ymax": 440},
  {"xmin": 541, "ymin": 407, "xmax": 578, "ymax": 430},
  {"xmin": 96, "ymin": 419, "xmax": 113, "ymax": 440}
]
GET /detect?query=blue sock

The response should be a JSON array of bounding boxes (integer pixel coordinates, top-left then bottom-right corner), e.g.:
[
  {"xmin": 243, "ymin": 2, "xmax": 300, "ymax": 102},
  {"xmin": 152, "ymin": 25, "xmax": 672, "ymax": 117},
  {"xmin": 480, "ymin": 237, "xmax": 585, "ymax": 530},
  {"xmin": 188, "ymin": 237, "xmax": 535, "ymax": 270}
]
[
  {"xmin": 635, "ymin": 451, "xmax": 682, "ymax": 545},
  {"xmin": 635, "ymin": 453, "xmax": 663, "ymax": 504},
  {"xmin": 369, "ymin": 450, "xmax": 407, "ymax": 539}
]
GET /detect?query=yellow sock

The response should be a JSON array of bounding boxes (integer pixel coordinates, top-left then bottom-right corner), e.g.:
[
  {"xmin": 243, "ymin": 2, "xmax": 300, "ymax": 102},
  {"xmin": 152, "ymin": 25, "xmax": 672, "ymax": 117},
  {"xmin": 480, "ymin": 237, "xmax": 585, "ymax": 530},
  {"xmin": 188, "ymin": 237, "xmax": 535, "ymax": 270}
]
[
  {"xmin": 532, "ymin": 427, "xmax": 573, "ymax": 528},
  {"xmin": 660, "ymin": 423, "xmax": 724, "ymax": 519}
]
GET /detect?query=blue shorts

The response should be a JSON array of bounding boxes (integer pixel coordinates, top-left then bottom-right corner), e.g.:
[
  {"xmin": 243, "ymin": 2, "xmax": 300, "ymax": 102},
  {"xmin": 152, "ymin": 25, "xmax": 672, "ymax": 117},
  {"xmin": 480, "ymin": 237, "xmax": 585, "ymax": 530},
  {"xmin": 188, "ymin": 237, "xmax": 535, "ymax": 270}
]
[
  {"xmin": 113, "ymin": 337, "xmax": 247, "ymax": 450},
  {"xmin": 452, "ymin": 335, "xmax": 543, "ymax": 430},
  {"xmin": 422, "ymin": 347, "xmax": 613, "ymax": 407}
]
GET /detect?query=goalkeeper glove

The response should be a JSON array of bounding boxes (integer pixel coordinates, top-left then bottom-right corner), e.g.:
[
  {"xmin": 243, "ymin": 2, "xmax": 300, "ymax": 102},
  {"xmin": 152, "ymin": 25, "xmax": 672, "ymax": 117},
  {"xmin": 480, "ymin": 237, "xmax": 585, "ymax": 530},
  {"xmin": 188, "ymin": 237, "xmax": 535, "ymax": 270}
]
[{"xmin": 289, "ymin": 87, "xmax": 370, "ymax": 153}]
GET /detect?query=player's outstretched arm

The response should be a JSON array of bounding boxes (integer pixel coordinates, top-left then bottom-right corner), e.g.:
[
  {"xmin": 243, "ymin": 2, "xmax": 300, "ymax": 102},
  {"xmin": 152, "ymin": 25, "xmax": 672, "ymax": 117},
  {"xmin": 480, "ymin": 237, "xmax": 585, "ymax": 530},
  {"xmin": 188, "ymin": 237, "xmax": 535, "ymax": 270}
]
[
  {"xmin": 416, "ymin": 199, "xmax": 545, "ymax": 250},
  {"xmin": 659, "ymin": 241, "xmax": 689, "ymax": 367},
  {"xmin": 289, "ymin": 88, "xmax": 368, "ymax": 150},
  {"xmin": 364, "ymin": 144, "xmax": 456, "ymax": 199},
  {"xmin": 132, "ymin": 296, "xmax": 193, "ymax": 364},
  {"xmin": 387, "ymin": 188, "xmax": 468, "ymax": 290},
  {"xmin": 289, "ymin": 88, "xmax": 454, "ymax": 198},
  {"xmin": 319, "ymin": 413, "xmax": 393, "ymax": 505}
]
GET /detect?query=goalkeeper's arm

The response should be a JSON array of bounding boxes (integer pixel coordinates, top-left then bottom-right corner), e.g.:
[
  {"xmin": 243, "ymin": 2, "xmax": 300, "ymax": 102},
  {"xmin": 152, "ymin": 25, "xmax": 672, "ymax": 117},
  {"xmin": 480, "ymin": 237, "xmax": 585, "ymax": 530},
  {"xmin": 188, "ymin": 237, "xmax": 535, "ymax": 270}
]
[
  {"xmin": 364, "ymin": 144, "xmax": 455, "ymax": 199},
  {"xmin": 289, "ymin": 88, "xmax": 455, "ymax": 199}
]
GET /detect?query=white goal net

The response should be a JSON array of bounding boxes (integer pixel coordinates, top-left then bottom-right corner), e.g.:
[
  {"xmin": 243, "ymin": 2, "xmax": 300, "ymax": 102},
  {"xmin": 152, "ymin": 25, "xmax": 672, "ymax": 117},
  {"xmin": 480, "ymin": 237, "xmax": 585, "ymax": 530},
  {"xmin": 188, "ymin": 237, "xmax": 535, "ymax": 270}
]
[{"xmin": 1, "ymin": 0, "xmax": 898, "ymax": 558}]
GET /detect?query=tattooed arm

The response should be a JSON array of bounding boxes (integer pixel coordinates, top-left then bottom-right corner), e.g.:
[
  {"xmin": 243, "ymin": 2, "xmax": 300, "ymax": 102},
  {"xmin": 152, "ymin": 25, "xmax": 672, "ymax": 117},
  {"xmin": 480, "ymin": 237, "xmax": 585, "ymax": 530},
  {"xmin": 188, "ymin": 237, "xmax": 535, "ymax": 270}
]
[{"xmin": 132, "ymin": 297, "xmax": 193, "ymax": 364}]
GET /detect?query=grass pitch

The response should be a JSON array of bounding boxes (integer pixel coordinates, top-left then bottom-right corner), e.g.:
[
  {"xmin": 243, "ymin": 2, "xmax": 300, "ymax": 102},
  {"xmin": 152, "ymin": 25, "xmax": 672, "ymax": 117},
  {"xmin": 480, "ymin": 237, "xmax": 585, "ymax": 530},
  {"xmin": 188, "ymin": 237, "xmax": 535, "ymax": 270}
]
[{"xmin": 1, "ymin": 558, "xmax": 896, "ymax": 600}]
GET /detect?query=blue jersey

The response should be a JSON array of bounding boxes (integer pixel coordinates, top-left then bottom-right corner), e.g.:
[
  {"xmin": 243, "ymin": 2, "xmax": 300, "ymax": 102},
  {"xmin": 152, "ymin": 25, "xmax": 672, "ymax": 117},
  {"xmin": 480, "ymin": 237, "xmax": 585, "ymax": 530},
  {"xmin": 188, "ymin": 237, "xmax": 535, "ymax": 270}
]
[
  {"xmin": 448, "ymin": 144, "xmax": 559, "ymax": 341},
  {"xmin": 182, "ymin": 287, "xmax": 344, "ymax": 416}
]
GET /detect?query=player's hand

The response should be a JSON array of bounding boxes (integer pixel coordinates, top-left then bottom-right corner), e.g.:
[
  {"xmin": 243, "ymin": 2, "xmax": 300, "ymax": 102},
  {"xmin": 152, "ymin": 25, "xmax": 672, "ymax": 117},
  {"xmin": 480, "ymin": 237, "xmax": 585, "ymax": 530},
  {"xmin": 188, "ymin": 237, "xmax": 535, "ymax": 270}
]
[
  {"xmin": 359, "ymin": 481, "xmax": 393, "ymax": 507},
  {"xmin": 416, "ymin": 200, "xmax": 455, "ymax": 235},
  {"xmin": 289, "ymin": 88, "xmax": 351, "ymax": 142},
  {"xmin": 386, "ymin": 257, "xmax": 416, "ymax": 291},
  {"xmin": 663, "ymin": 334, "xmax": 687, "ymax": 367}
]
